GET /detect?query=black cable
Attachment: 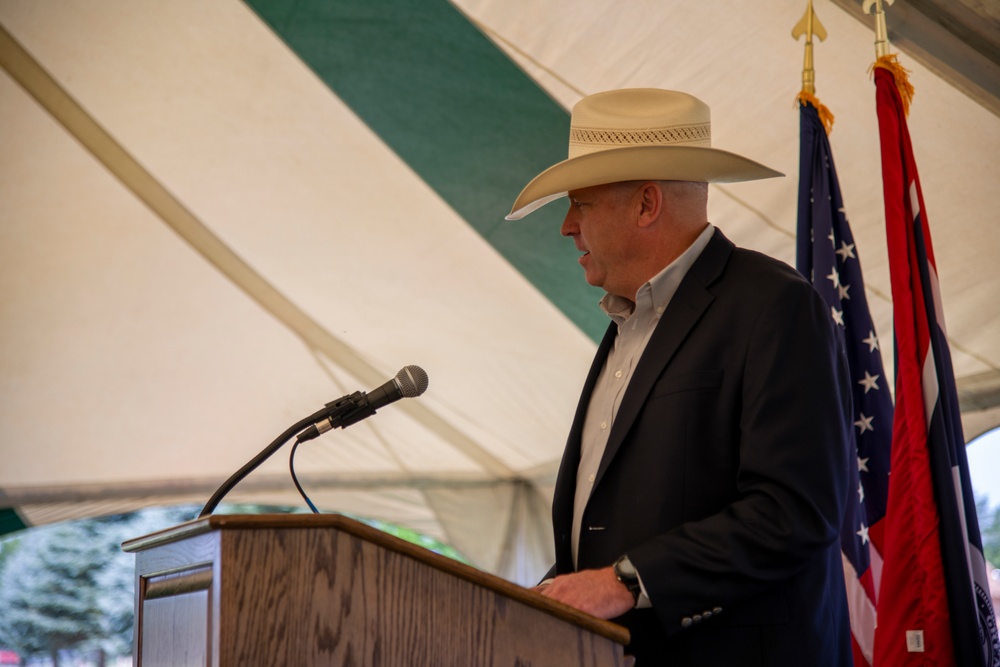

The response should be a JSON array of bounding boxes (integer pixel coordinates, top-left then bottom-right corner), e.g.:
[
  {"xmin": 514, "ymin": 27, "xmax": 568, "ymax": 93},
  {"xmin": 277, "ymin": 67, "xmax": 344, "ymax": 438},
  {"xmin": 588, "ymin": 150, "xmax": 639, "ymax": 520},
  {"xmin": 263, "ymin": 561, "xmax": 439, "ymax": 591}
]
[
  {"xmin": 289, "ymin": 438, "xmax": 320, "ymax": 514},
  {"xmin": 197, "ymin": 406, "xmax": 329, "ymax": 518}
]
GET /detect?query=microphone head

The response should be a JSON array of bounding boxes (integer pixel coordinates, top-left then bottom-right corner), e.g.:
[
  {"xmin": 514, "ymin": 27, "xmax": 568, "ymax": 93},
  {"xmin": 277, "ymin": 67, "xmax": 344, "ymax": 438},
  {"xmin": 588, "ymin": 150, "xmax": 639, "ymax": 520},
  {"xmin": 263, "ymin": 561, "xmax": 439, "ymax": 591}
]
[{"xmin": 395, "ymin": 365, "xmax": 429, "ymax": 398}]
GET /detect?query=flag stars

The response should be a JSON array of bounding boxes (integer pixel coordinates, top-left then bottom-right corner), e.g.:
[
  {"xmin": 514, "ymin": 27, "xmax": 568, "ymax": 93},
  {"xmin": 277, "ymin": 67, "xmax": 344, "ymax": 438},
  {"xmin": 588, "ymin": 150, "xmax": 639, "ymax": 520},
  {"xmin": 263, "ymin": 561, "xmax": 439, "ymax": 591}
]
[
  {"xmin": 857, "ymin": 523, "xmax": 870, "ymax": 545},
  {"xmin": 858, "ymin": 456, "xmax": 870, "ymax": 473},
  {"xmin": 863, "ymin": 331, "xmax": 880, "ymax": 353},
  {"xmin": 855, "ymin": 413, "xmax": 874, "ymax": 434},
  {"xmin": 835, "ymin": 240, "xmax": 856, "ymax": 262},
  {"xmin": 838, "ymin": 283, "xmax": 851, "ymax": 301},
  {"xmin": 859, "ymin": 371, "xmax": 881, "ymax": 393},
  {"xmin": 831, "ymin": 306, "xmax": 845, "ymax": 326},
  {"xmin": 827, "ymin": 266, "xmax": 841, "ymax": 288},
  {"xmin": 858, "ymin": 482, "xmax": 865, "ymax": 504}
]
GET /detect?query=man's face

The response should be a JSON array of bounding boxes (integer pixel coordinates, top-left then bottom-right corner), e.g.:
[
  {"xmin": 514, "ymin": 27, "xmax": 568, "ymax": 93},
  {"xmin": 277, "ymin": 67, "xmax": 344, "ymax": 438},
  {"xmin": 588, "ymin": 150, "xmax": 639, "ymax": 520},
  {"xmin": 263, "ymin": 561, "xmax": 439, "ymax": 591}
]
[{"xmin": 561, "ymin": 183, "xmax": 638, "ymax": 299}]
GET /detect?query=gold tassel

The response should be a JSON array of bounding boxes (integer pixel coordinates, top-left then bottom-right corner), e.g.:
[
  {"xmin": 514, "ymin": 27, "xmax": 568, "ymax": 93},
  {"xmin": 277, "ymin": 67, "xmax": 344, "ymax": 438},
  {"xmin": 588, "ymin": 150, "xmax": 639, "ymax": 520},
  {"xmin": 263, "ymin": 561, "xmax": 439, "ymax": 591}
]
[
  {"xmin": 871, "ymin": 54, "xmax": 914, "ymax": 116},
  {"xmin": 796, "ymin": 90, "xmax": 835, "ymax": 135}
]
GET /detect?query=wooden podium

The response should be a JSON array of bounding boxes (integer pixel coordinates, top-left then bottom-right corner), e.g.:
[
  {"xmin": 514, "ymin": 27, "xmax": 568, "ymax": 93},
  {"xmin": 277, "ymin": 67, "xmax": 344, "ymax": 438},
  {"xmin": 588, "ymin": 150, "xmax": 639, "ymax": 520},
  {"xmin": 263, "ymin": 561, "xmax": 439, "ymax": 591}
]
[{"xmin": 123, "ymin": 514, "xmax": 628, "ymax": 666}]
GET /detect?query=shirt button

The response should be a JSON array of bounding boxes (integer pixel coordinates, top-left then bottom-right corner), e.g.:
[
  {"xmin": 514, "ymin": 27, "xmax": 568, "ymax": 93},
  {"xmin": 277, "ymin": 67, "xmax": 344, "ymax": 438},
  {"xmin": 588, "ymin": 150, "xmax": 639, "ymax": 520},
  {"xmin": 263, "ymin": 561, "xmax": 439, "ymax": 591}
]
[
  {"xmin": 615, "ymin": 370, "xmax": 623, "ymax": 378},
  {"xmin": 601, "ymin": 421, "xmax": 608, "ymax": 430},
  {"xmin": 657, "ymin": 306, "xmax": 665, "ymax": 314},
  {"xmin": 588, "ymin": 474, "xmax": 595, "ymax": 483}
]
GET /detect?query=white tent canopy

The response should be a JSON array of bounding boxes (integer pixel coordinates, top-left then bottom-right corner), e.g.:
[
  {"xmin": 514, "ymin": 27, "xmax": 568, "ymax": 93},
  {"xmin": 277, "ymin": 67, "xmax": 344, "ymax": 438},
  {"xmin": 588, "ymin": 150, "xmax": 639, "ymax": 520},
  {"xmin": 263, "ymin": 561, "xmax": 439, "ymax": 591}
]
[{"xmin": 2, "ymin": 0, "xmax": 998, "ymax": 585}]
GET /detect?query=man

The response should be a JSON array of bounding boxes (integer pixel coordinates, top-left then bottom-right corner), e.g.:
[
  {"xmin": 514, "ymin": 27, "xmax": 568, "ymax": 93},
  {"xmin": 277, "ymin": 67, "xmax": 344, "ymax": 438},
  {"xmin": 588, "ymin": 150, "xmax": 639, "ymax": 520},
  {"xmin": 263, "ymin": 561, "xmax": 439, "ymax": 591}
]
[{"xmin": 507, "ymin": 89, "xmax": 853, "ymax": 664}]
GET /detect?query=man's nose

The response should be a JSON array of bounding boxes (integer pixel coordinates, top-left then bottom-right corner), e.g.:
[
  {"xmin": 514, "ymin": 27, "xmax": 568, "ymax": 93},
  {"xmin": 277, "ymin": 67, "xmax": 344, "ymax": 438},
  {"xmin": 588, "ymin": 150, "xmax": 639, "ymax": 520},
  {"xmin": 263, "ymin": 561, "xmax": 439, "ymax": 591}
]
[{"xmin": 560, "ymin": 210, "xmax": 578, "ymax": 237}]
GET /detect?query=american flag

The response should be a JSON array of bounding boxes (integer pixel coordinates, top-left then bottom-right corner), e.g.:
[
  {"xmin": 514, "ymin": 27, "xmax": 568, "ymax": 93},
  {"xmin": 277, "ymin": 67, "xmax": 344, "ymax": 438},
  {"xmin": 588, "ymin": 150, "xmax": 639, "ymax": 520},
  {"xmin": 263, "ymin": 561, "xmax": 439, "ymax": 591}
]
[
  {"xmin": 796, "ymin": 98, "xmax": 892, "ymax": 667},
  {"xmin": 872, "ymin": 62, "xmax": 1000, "ymax": 666}
]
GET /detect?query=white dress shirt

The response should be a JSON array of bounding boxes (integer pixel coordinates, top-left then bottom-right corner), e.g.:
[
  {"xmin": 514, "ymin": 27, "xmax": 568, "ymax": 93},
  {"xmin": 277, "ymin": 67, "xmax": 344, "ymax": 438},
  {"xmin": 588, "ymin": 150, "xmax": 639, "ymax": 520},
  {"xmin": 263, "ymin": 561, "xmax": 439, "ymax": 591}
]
[{"xmin": 571, "ymin": 224, "xmax": 715, "ymax": 604}]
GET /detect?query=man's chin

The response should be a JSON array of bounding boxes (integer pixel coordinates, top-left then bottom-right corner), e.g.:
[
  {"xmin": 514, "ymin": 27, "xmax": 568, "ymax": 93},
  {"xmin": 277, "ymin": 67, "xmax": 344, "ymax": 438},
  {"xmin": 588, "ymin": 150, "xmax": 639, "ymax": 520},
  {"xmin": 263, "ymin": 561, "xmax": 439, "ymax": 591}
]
[{"xmin": 579, "ymin": 256, "xmax": 601, "ymax": 286}]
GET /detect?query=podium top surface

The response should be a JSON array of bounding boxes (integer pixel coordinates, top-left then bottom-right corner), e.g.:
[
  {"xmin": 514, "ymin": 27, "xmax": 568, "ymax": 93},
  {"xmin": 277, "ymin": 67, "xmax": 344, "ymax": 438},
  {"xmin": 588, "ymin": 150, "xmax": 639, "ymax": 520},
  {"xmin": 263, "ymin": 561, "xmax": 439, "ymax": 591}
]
[{"xmin": 123, "ymin": 512, "xmax": 629, "ymax": 646}]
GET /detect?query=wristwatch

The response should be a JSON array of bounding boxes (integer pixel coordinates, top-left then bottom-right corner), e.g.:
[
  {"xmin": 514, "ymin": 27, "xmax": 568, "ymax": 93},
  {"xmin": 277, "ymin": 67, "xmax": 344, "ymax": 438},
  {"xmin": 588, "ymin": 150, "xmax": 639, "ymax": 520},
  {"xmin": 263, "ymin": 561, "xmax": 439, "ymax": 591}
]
[{"xmin": 613, "ymin": 554, "xmax": 642, "ymax": 604}]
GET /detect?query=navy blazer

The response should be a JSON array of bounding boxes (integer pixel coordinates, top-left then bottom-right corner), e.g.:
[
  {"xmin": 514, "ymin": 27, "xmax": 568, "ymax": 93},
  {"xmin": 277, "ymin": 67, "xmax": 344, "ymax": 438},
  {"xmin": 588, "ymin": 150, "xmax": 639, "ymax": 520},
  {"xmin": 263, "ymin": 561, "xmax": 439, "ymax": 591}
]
[{"xmin": 550, "ymin": 229, "xmax": 854, "ymax": 665}]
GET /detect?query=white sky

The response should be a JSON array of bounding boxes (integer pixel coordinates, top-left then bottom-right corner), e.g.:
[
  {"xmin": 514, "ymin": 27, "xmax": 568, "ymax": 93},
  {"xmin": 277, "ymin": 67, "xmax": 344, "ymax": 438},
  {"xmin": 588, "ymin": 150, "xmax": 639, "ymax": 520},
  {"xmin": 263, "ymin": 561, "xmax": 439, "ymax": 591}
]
[{"xmin": 969, "ymin": 427, "xmax": 1000, "ymax": 510}]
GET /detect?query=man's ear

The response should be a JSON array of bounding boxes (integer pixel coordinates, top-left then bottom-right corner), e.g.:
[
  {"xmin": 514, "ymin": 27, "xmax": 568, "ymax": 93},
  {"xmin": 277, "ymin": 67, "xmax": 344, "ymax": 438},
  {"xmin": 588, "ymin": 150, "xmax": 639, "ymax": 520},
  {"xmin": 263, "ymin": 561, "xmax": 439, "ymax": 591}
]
[{"xmin": 636, "ymin": 182, "xmax": 662, "ymax": 229}]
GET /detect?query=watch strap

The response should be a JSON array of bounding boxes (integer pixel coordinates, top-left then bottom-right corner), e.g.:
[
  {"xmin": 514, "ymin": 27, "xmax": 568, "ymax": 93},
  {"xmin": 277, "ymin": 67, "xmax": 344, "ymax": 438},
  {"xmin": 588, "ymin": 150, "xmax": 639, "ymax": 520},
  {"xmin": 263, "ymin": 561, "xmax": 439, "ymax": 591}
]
[{"xmin": 613, "ymin": 555, "xmax": 642, "ymax": 604}]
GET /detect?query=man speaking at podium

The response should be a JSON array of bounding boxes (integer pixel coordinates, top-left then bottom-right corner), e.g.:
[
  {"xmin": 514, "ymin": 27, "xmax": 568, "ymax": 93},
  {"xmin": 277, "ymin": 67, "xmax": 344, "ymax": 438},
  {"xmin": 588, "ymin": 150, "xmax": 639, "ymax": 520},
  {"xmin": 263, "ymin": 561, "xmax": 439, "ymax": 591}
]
[{"xmin": 507, "ymin": 89, "xmax": 853, "ymax": 665}]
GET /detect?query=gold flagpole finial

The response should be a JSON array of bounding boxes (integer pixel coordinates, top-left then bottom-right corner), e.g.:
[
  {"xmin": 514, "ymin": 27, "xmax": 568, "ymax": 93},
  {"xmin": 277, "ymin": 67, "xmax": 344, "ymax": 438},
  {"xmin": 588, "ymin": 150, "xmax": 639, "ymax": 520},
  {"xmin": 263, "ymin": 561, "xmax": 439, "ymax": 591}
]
[
  {"xmin": 863, "ymin": 0, "xmax": 895, "ymax": 59},
  {"xmin": 792, "ymin": 0, "xmax": 827, "ymax": 95}
]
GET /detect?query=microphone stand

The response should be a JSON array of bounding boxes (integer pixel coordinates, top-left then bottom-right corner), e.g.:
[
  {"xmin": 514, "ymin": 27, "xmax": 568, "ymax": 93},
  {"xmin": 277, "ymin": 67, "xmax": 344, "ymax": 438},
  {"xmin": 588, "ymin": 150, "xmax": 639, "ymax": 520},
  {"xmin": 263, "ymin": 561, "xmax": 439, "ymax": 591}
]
[{"xmin": 197, "ymin": 394, "xmax": 367, "ymax": 518}]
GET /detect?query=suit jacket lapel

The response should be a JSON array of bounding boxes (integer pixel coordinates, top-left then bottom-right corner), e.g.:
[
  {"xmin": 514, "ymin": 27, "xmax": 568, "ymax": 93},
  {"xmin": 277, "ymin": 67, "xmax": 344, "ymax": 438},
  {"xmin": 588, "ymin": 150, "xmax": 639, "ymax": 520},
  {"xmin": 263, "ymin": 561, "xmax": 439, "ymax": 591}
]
[
  {"xmin": 551, "ymin": 321, "xmax": 617, "ymax": 565},
  {"xmin": 592, "ymin": 229, "xmax": 734, "ymax": 489}
]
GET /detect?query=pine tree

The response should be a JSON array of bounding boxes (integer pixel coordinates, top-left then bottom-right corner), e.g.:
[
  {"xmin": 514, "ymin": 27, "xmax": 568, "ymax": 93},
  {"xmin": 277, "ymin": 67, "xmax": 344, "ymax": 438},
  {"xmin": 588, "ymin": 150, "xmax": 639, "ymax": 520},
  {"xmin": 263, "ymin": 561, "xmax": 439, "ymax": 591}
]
[
  {"xmin": 0, "ymin": 505, "xmax": 203, "ymax": 664},
  {"xmin": 0, "ymin": 522, "xmax": 107, "ymax": 665}
]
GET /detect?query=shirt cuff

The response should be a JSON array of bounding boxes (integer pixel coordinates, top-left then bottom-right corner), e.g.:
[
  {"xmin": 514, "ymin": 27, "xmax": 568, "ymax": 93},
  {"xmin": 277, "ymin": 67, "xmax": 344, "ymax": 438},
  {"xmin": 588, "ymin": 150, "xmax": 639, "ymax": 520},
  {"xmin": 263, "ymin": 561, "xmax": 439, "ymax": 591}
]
[{"xmin": 635, "ymin": 570, "xmax": 652, "ymax": 609}]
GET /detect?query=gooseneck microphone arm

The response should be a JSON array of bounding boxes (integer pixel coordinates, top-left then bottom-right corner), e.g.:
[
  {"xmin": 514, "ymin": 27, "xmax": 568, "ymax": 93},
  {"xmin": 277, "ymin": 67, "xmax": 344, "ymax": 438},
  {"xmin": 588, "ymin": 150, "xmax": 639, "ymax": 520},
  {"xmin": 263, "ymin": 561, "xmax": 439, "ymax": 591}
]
[
  {"xmin": 197, "ymin": 365, "xmax": 429, "ymax": 518},
  {"xmin": 197, "ymin": 406, "xmax": 328, "ymax": 518}
]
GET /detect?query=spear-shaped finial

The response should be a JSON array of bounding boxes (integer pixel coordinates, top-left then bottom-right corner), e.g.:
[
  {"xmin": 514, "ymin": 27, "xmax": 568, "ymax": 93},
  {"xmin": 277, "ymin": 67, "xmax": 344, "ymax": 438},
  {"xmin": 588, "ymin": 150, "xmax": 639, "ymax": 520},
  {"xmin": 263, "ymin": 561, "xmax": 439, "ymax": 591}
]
[
  {"xmin": 863, "ymin": 0, "xmax": 895, "ymax": 58},
  {"xmin": 792, "ymin": 0, "xmax": 827, "ymax": 95}
]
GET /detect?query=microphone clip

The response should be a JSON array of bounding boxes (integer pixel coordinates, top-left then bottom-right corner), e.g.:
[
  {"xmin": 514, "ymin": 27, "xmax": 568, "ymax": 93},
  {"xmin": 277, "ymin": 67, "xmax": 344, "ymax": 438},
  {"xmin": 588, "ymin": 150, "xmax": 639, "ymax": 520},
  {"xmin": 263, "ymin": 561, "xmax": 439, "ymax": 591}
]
[
  {"xmin": 296, "ymin": 391, "xmax": 376, "ymax": 443},
  {"xmin": 322, "ymin": 391, "xmax": 379, "ymax": 430}
]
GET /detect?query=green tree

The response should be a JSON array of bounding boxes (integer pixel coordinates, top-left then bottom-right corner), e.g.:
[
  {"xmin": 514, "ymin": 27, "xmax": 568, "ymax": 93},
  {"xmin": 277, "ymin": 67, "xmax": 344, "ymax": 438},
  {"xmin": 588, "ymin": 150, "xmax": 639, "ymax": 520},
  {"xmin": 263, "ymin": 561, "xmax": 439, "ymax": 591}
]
[
  {"xmin": 0, "ymin": 522, "xmax": 107, "ymax": 665},
  {"xmin": 0, "ymin": 505, "xmax": 199, "ymax": 665},
  {"xmin": 0, "ymin": 535, "xmax": 18, "ymax": 571}
]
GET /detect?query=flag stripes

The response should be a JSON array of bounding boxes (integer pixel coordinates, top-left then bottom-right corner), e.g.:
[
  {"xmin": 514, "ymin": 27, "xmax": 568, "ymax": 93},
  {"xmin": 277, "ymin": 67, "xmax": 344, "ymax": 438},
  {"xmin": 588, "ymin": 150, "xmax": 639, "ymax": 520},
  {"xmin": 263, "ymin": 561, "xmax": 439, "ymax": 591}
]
[
  {"xmin": 873, "ymin": 64, "xmax": 999, "ymax": 667},
  {"xmin": 795, "ymin": 98, "xmax": 892, "ymax": 667}
]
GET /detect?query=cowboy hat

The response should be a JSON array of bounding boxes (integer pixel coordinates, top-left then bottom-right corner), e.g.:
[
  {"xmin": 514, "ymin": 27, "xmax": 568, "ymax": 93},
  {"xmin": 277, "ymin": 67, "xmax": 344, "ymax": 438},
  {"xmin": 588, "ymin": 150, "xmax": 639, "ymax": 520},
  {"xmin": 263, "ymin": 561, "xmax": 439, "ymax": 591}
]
[{"xmin": 506, "ymin": 88, "xmax": 783, "ymax": 220}]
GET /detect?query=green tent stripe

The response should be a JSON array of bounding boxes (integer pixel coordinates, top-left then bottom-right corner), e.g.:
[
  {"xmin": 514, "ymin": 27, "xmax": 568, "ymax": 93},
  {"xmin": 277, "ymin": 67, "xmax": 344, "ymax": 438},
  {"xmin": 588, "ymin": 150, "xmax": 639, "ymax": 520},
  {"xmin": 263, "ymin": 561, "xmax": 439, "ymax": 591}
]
[
  {"xmin": 244, "ymin": 0, "xmax": 606, "ymax": 341},
  {"xmin": 0, "ymin": 507, "xmax": 28, "ymax": 536}
]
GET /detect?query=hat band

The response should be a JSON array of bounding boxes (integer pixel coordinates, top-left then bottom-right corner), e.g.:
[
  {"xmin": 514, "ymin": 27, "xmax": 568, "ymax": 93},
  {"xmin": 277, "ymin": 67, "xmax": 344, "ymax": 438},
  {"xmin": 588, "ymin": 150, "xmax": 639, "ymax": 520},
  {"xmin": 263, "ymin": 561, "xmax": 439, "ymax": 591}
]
[{"xmin": 569, "ymin": 123, "xmax": 711, "ymax": 157}]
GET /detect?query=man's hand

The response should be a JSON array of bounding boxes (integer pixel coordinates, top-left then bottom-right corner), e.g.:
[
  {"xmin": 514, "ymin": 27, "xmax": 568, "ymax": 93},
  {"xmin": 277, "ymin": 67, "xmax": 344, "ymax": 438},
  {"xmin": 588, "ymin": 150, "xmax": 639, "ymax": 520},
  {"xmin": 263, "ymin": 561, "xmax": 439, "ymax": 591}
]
[{"xmin": 535, "ymin": 566, "xmax": 635, "ymax": 620}]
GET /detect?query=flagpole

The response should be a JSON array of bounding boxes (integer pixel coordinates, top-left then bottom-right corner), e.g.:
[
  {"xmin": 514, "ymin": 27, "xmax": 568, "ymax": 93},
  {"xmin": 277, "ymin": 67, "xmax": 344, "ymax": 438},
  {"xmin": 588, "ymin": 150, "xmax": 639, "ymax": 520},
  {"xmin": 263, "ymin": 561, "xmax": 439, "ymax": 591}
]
[
  {"xmin": 791, "ymin": 0, "xmax": 826, "ymax": 96},
  {"xmin": 792, "ymin": 0, "xmax": 833, "ymax": 134},
  {"xmin": 865, "ymin": 0, "xmax": 914, "ymax": 116},
  {"xmin": 863, "ymin": 0, "xmax": 894, "ymax": 59}
]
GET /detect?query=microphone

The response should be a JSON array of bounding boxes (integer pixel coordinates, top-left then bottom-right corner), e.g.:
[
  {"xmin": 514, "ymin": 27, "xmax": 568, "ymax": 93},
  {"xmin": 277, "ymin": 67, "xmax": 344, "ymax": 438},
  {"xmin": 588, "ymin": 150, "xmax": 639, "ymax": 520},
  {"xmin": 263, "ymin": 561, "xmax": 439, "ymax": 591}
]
[
  {"xmin": 295, "ymin": 365, "xmax": 429, "ymax": 443},
  {"xmin": 197, "ymin": 365, "xmax": 428, "ymax": 518}
]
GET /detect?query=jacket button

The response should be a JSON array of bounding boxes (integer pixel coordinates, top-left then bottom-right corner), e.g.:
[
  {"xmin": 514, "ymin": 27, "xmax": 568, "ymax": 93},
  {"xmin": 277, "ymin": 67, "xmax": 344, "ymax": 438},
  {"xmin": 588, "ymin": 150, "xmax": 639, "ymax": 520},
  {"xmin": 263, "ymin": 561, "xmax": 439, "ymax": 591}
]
[
  {"xmin": 713, "ymin": 607, "xmax": 723, "ymax": 614},
  {"xmin": 681, "ymin": 617, "xmax": 693, "ymax": 628}
]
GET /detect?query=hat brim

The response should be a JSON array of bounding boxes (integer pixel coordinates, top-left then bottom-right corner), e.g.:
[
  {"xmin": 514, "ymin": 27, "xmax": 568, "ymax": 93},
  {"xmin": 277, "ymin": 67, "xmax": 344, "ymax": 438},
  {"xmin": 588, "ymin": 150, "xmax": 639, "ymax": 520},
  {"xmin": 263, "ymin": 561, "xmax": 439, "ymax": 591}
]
[{"xmin": 506, "ymin": 145, "xmax": 783, "ymax": 220}]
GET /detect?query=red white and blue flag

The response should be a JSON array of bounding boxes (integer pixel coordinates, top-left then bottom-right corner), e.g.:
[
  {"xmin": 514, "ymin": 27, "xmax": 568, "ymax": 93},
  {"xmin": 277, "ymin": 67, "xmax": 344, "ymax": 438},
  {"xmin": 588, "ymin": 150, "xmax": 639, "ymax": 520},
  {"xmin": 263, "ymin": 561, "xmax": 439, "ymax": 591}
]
[
  {"xmin": 872, "ymin": 62, "xmax": 999, "ymax": 666},
  {"xmin": 796, "ymin": 97, "xmax": 892, "ymax": 667}
]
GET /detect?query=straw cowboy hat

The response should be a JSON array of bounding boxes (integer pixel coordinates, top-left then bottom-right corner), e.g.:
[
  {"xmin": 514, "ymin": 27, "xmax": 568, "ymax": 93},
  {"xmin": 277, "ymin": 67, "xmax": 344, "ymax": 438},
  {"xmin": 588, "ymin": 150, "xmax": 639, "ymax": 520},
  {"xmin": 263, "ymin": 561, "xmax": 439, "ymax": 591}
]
[{"xmin": 506, "ymin": 88, "xmax": 783, "ymax": 220}]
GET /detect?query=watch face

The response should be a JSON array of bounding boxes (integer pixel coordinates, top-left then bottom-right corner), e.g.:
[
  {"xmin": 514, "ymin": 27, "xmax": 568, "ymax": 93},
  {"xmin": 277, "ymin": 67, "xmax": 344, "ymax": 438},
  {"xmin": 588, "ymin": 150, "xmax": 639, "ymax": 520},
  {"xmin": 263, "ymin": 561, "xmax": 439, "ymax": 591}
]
[
  {"xmin": 614, "ymin": 555, "xmax": 641, "ymax": 604},
  {"xmin": 615, "ymin": 556, "xmax": 637, "ymax": 579}
]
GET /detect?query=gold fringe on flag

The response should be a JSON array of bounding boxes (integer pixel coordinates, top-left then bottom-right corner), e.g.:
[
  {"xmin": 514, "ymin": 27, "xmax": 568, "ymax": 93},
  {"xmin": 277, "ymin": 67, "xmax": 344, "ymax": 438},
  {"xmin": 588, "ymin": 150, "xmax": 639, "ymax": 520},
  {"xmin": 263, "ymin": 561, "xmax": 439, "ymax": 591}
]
[
  {"xmin": 872, "ymin": 54, "xmax": 914, "ymax": 116},
  {"xmin": 796, "ymin": 90, "xmax": 835, "ymax": 135}
]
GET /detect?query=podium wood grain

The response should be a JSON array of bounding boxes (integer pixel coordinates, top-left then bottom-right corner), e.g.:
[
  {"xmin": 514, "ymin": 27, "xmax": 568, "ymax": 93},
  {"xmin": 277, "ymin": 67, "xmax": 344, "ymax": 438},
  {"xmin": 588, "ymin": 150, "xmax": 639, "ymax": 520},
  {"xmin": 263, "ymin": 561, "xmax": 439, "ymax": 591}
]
[{"xmin": 124, "ymin": 514, "xmax": 628, "ymax": 666}]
